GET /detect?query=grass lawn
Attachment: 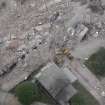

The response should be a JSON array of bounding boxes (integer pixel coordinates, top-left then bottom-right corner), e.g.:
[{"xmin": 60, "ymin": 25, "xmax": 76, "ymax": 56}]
[
  {"xmin": 84, "ymin": 47, "xmax": 105, "ymax": 78},
  {"xmin": 15, "ymin": 81, "xmax": 40, "ymax": 105},
  {"xmin": 15, "ymin": 81, "xmax": 53, "ymax": 105},
  {"xmin": 70, "ymin": 81, "xmax": 99, "ymax": 105}
]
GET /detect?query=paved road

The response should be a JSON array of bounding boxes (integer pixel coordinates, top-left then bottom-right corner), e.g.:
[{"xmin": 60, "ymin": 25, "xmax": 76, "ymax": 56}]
[
  {"xmin": 69, "ymin": 38, "xmax": 105, "ymax": 105},
  {"xmin": 69, "ymin": 59, "xmax": 105, "ymax": 105}
]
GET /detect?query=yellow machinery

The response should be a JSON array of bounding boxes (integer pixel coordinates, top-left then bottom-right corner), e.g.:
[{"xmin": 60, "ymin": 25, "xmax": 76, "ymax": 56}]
[
  {"xmin": 62, "ymin": 48, "xmax": 74, "ymax": 60},
  {"xmin": 62, "ymin": 48, "xmax": 70, "ymax": 55},
  {"xmin": 54, "ymin": 48, "xmax": 74, "ymax": 65}
]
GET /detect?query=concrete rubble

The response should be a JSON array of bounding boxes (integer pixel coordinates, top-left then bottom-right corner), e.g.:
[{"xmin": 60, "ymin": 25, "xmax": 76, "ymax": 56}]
[
  {"xmin": 0, "ymin": 91, "xmax": 21, "ymax": 105},
  {"xmin": 0, "ymin": 0, "xmax": 105, "ymax": 92},
  {"xmin": 0, "ymin": 0, "xmax": 105, "ymax": 105}
]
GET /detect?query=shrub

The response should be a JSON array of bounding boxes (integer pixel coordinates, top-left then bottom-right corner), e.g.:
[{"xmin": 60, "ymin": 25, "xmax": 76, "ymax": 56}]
[{"xmin": 15, "ymin": 81, "xmax": 41, "ymax": 105}]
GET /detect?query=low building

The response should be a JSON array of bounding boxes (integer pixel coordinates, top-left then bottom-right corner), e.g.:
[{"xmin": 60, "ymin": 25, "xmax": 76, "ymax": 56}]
[
  {"xmin": 75, "ymin": 23, "xmax": 88, "ymax": 41},
  {"xmin": 35, "ymin": 63, "xmax": 77, "ymax": 105},
  {"xmin": 62, "ymin": 68, "xmax": 77, "ymax": 83}
]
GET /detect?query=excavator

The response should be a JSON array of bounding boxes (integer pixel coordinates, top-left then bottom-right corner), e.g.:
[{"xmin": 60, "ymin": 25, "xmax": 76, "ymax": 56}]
[
  {"xmin": 54, "ymin": 48, "xmax": 74, "ymax": 65},
  {"xmin": 61, "ymin": 48, "xmax": 74, "ymax": 59}
]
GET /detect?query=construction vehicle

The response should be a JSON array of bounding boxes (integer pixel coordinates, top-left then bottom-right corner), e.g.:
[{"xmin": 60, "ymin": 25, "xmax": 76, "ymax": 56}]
[
  {"xmin": 62, "ymin": 48, "xmax": 74, "ymax": 60},
  {"xmin": 54, "ymin": 54, "xmax": 64, "ymax": 66},
  {"xmin": 54, "ymin": 48, "xmax": 74, "ymax": 65}
]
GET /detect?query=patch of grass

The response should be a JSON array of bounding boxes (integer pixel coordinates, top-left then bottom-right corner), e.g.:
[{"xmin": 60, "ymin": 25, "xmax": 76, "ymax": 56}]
[
  {"xmin": 70, "ymin": 81, "xmax": 99, "ymax": 105},
  {"xmin": 15, "ymin": 81, "xmax": 54, "ymax": 105},
  {"xmin": 15, "ymin": 81, "xmax": 40, "ymax": 105},
  {"xmin": 84, "ymin": 47, "xmax": 105, "ymax": 78}
]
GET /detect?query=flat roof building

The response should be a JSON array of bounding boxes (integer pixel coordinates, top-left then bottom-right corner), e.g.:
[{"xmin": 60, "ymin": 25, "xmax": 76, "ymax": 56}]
[
  {"xmin": 75, "ymin": 23, "xmax": 88, "ymax": 41},
  {"xmin": 35, "ymin": 63, "xmax": 77, "ymax": 105}
]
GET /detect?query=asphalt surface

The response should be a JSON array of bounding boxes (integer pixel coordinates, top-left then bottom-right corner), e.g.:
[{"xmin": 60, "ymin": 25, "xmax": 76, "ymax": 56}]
[{"xmin": 70, "ymin": 59, "xmax": 105, "ymax": 105}]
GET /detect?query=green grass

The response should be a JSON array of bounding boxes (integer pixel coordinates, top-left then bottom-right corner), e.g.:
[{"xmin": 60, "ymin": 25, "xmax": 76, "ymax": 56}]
[
  {"xmin": 15, "ymin": 81, "xmax": 54, "ymax": 105},
  {"xmin": 15, "ymin": 81, "xmax": 40, "ymax": 105},
  {"xmin": 70, "ymin": 81, "xmax": 99, "ymax": 105},
  {"xmin": 84, "ymin": 47, "xmax": 105, "ymax": 78}
]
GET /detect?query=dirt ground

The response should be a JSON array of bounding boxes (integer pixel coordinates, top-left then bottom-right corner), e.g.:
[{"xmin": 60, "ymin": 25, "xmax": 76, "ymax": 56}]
[{"xmin": 0, "ymin": 0, "xmax": 105, "ymax": 104}]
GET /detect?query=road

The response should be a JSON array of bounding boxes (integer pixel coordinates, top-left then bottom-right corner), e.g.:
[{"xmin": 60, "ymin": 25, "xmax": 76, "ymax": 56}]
[
  {"xmin": 66, "ymin": 38, "xmax": 105, "ymax": 105},
  {"xmin": 68, "ymin": 59, "xmax": 105, "ymax": 105}
]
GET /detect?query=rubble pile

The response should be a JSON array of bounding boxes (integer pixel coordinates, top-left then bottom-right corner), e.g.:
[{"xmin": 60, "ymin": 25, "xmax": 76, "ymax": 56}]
[
  {"xmin": 88, "ymin": 0, "xmax": 105, "ymax": 15},
  {"xmin": 0, "ymin": 0, "xmax": 105, "ymax": 92}
]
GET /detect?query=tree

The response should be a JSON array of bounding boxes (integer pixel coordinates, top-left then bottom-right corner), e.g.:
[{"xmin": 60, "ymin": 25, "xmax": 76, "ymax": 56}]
[{"xmin": 15, "ymin": 81, "xmax": 41, "ymax": 105}]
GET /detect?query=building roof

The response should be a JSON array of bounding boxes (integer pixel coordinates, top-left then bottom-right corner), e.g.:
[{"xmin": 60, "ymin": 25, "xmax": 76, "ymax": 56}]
[
  {"xmin": 75, "ymin": 23, "xmax": 88, "ymax": 41},
  {"xmin": 36, "ymin": 63, "xmax": 77, "ymax": 105},
  {"xmin": 62, "ymin": 68, "xmax": 77, "ymax": 83}
]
